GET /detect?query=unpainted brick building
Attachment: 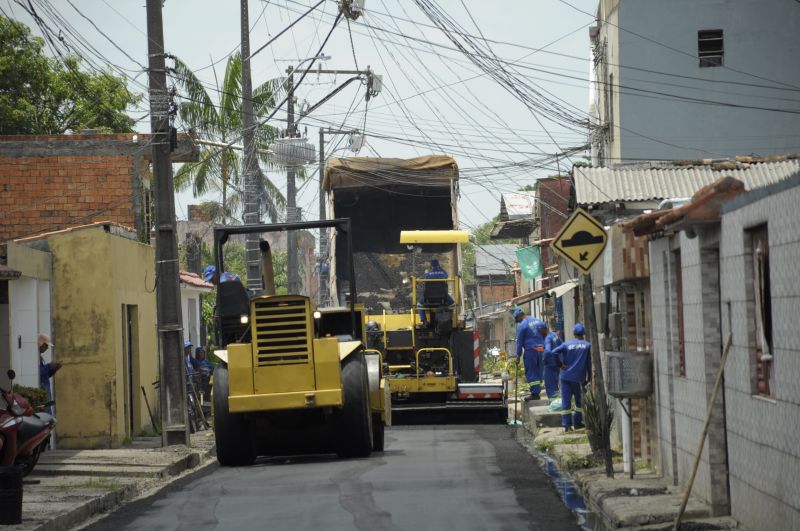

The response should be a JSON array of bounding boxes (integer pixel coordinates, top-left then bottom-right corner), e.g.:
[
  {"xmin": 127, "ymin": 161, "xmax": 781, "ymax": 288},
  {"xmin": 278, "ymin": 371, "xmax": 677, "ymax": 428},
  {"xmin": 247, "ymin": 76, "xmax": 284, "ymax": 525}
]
[{"xmin": 0, "ymin": 133, "xmax": 197, "ymax": 243}]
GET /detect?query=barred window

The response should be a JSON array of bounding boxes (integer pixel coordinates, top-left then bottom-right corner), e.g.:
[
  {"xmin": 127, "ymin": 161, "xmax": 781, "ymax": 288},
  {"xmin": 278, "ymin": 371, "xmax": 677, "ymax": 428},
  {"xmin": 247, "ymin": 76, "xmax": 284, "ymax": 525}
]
[
  {"xmin": 748, "ymin": 225, "xmax": 773, "ymax": 397},
  {"xmin": 698, "ymin": 29, "xmax": 724, "ymax": 68}
]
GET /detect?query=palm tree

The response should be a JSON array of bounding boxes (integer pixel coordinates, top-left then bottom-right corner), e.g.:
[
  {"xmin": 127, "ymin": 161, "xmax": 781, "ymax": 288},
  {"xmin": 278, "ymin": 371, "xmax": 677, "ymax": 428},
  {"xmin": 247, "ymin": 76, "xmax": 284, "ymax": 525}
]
[{"xmin": 173, "ymin": 52, "xmax": 285, "ymax": 223}]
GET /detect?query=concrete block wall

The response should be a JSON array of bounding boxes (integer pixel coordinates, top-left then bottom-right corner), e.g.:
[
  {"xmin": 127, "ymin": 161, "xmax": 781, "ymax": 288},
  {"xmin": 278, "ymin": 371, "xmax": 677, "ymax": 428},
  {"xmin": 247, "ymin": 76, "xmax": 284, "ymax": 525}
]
[
  {"xmin": 719, "ymin": 182, "xmax": 800, "ymax": 531},
  {"xmin": 649, "ymin": 230, "xmax": 730, "ymax": 513}
]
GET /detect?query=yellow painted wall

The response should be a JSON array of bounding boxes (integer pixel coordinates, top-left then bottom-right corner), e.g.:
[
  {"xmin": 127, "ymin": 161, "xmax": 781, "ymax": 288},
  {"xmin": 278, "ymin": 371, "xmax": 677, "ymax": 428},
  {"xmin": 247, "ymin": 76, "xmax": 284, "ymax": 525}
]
[
  {"xmin": 6, "ymin": 242, "xmax": 52, "ymax": 281},
  {"xmin": 48, "ymin": 229, "xmax": 157, "ymax": 448}
]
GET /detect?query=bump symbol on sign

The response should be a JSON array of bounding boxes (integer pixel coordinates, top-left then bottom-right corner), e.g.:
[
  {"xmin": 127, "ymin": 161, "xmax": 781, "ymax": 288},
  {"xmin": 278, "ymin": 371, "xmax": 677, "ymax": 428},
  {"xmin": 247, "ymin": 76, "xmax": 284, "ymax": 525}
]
[{"xmin": 551, "ymin": 208, "xmax": 608, "ymax": 275}]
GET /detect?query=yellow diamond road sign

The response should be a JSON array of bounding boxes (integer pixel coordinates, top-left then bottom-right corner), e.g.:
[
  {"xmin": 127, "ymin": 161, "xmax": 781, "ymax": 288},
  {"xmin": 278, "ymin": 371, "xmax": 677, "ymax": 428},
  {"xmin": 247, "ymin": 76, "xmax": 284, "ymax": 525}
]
[{"xmin": 552, "ymin": 208, "xmax": 608, "ymax": 275}]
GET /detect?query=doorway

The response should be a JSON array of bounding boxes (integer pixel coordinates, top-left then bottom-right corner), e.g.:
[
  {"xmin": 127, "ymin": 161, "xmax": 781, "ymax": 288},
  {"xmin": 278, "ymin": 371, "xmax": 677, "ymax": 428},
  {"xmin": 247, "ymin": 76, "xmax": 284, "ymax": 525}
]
[{"xmin": 121, "ymin": 304, "xmax": 139, "ymax": 436}]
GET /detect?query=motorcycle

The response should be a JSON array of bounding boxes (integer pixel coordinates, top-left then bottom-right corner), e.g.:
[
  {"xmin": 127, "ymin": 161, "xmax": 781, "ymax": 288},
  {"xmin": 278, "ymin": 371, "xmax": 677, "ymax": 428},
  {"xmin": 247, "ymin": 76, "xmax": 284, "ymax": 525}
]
[{"xmin": 0, "ymin": 369, "xmax": 56, "ymax": 476}]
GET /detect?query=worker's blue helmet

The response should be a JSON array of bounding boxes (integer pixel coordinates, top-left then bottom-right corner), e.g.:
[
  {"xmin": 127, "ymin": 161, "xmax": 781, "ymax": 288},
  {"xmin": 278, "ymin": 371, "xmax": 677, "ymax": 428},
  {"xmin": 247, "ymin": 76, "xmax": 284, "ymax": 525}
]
[
  {"xmin": 430, "ymin": 259, "xmax": 440, "ymax": 268},
  {"xmin": 534, "ymin": 320, "xmax": 548, "ymax": 331},
  {"xmin": 573, "ymin": 323, "xmax": 586, "ymax": 335},
  {"xmin": 183, "ymin": 339, "xmax": 193, "ymax": 349},
  {"xmin": 512, "ymin": 308, "xmax": 524, "ymax": 320},
  {"xmin": 203, "ymin": 265, "xmax": 216, "ymax": 282}
]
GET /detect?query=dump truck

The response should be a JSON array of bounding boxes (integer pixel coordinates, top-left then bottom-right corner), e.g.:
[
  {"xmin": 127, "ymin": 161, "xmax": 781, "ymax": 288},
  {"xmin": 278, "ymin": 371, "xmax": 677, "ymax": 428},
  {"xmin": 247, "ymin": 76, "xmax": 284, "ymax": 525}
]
[
  {"xmin": 322, "ymin": 156, "xmax": 506, "ymax": 420},
  {"xmin": 210, "ymin": 219, "xmax": 390, "ymax": 466}
]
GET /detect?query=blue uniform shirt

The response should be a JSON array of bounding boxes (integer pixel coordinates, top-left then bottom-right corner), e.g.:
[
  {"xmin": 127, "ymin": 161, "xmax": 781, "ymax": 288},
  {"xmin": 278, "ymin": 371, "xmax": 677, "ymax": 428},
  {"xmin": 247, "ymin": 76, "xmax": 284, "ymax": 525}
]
[
  {"xmin": 544, "ymin": 332, "xmax": 562, "ymax": 367},
  {"xmin": 516, "ymin": 317, "xmax": 546, "ymax": 358},
  {"xmin": 553, "ymin": 339, "xmax": 592, "ymax": 383}
]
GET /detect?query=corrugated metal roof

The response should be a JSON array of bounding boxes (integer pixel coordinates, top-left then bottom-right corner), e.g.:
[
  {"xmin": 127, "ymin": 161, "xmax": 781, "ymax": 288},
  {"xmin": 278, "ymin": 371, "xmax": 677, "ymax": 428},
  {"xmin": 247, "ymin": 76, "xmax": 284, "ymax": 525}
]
[
  {"xmin": 475, "ymin": 244, "xmax": 518, "ymax": 277},
  {"xmin": 574, "ymin": 160, "xmax": 800, "ymax": 206}
]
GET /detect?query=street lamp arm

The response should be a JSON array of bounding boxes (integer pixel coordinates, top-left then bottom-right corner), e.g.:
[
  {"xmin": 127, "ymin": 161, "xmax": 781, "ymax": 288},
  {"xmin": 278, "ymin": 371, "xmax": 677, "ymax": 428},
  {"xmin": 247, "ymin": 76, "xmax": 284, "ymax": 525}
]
[{"xmin": 295, "ymin": 76, "xmax": 364, "ymax": 126}]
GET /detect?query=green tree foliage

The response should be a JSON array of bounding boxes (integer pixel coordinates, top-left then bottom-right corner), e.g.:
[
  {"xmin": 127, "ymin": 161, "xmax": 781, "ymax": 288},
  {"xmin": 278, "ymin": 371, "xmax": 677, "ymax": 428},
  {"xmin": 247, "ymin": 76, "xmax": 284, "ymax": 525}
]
[
  {"xmin": 0, "ymin": 16, "xmax": 137, "ymax": 134},
  {"xmin": 172, "ymin": 53, "xmax": 285, "ymax": 223}
]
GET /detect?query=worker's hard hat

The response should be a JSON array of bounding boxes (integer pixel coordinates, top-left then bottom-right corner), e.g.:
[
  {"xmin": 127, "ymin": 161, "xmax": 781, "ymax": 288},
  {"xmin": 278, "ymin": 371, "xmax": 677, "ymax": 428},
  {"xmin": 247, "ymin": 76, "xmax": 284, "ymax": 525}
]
[
  {"xmin": 430, "ymin": 259, "xmax": 440, "ymax": 268},
  {"xmin": 573, "ymin": 323, "xmax": 586, "ymax": 335},
  {"xmin": 534, "ymin": 320, "xmax": 548, "ymax": 330},
  {"xmin": 512, "ymin": 309, "xmax": 524, "ymax": 320},
  {"xmin": 203, "ymin": 265, "xmax": 216, "ymax": 282},
  {"xmin": 38, "ymin": 334, "xmax": 53, "ymax": 348},
  {"xmin": 184, "ymin": 339, "xmax": 193, "ymax": 349}
]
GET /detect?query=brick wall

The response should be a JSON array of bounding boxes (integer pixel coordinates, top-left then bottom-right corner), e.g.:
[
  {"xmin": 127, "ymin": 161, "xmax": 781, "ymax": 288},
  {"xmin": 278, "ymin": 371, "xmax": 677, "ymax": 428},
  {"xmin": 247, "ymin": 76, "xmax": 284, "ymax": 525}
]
[
  {"xmin": 536, "ymin": 177, "xmax": 572, "ymax": 268},
  {"xmin": 0, "ymin": 134, "xmax": 143, "ymax": 242},
  {"xmin": 0, "ymin": 153, "xmax": 135, "ymax": 241},
  {"xmin": 0, "ymin": 133, "xmax": 198, "ymax": 243}
]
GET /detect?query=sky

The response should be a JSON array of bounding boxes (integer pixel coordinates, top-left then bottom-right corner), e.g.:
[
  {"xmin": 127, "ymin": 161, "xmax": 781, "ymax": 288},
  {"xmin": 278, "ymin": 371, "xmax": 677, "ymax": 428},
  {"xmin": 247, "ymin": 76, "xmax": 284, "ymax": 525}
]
[{"xmin": 3, "ymin": 0, "xmax": 598, "ymax": 232}]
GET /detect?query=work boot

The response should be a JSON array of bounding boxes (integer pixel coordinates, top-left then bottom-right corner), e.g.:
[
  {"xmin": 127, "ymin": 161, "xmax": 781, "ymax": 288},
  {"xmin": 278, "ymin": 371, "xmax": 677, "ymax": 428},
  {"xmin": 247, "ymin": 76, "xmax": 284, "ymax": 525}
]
[
  {"xmin": 563, "ymin": 426, "xmax": 573, "ymax": 433},
  {"xmin": 573, "ymin": 423, "xmax": 585, "ymax": 430}
]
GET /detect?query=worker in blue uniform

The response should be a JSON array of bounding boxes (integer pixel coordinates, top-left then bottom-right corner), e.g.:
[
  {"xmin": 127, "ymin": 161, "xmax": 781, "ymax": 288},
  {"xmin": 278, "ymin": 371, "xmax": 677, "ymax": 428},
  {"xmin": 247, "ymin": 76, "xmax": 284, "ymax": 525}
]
[
  {"xmin": 512, "ymin": 309, "xmax": 547, "ymax": 401},
  {"xmin": 417, "ymin": 259, "xmax": 453, "ymax": 325},
  {"xmin": 552, "ymin": 323, "xmax": 592, "ymax": 432},
  {"xmin": 543, "ymin": 328, "xmax": 563, "ymax": 401}
]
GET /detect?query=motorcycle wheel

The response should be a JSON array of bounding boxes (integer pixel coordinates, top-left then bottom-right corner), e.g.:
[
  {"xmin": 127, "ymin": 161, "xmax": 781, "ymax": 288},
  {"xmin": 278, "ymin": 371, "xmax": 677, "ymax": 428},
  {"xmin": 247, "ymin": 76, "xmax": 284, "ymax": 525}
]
[{"xmin": 15, "ymin": 441, "xmax": 45, "ymax": 477}]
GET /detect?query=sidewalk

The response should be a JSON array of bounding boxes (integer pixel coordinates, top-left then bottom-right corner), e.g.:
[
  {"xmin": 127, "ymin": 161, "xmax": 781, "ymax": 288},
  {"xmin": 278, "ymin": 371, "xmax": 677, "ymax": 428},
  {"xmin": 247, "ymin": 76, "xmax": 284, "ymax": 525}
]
[
  {"xmin": 7, "ymin": 431, "xmax": 216, "ymax": 531},
  {"xmin": 518, "ymin": 401, "xmax": 741, "ymax": 531}
]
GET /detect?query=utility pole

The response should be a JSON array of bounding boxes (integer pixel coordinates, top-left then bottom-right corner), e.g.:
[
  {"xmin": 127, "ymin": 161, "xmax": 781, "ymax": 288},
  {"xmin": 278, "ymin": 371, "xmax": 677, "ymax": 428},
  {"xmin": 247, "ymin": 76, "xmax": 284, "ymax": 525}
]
[
  {"xmin": 582, "ymin": 273, "xmax": 614, "ymax": 477},
  {"xmin": 318, "ymin": 128, "xmax": 327, "ymax": 305},
  {"xmin": 285, "ymin": 66, "xmax": 378, "ymax": 296},
  {"xmin": 286, "ymin": 66, "xmax": 300, "ymax": 294},
  {"xmin": 317, "ymin": 127, "xmax": 359, "ymax": 305},
  {"xmin": 241, "ymin": 0, "xmax": 261, "ymax": 291},
  {"xmin": 146, "ymin": 0, "xmax": 188, "ymax": 447}
]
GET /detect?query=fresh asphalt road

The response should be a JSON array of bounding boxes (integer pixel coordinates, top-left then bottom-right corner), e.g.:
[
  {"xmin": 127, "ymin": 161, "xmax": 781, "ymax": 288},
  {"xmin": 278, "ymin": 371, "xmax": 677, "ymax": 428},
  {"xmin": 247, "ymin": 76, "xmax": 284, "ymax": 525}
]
[{"xmin": 86, "ymin": 425, "xmax": 580, "ymax": 531}]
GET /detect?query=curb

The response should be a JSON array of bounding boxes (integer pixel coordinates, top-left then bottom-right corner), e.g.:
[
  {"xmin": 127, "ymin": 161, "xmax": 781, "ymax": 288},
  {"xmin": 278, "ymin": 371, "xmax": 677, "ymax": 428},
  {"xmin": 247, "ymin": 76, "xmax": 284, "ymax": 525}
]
[{"xmin": 27, "ymin": 448, "xmax": 215, "ymax": 531}]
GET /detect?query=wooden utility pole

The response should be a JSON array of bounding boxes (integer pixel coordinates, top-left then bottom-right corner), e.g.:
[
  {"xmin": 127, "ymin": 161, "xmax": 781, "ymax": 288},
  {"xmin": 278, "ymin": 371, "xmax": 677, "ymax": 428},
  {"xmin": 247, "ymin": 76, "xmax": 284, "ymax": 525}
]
[
  {"xmin": 146, "ymin": 0, "xmax": 188, "ymax": 446},
  {"xmin": 241, "ymin": 0, "xmax": 262, "ymax": 291},
  {"xmin": 582, "ymin": 273, "xmax": 614, "ymax": 477}
]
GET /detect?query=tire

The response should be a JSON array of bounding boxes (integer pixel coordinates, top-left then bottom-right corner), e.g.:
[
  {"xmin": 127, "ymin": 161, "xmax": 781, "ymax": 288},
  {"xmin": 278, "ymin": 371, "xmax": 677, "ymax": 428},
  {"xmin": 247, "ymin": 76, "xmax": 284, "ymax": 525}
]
[
  {"xmin": 15, "ymin": 440, "xmax": 44, "ymax": 477},
  {"xmin": 372, "ymin": 413, "xmax": 385, "ymax": 452},
  {"xmin": 187, "ymin": 395, "xmax": 198, "ymax": 434},
  {"xmin": 334, "ymin": 352, "xmax": 373, "ymax": 458},
  {"xmin": 213, "ymin": 365, "xmax": 257, "ymax": 466}
]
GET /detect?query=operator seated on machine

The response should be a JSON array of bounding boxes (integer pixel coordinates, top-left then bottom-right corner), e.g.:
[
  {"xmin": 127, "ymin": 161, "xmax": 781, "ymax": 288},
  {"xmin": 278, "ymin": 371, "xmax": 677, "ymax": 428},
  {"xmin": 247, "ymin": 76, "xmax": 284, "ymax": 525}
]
[{"xmin": 416, "ymin": 259, "xmax": 454, "ymax": 328}]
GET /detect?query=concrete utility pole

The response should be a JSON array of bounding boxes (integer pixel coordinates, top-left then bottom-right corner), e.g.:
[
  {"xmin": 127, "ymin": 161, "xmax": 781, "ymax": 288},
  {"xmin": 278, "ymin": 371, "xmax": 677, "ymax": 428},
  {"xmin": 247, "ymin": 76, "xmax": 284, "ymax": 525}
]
[
  {"xmin": 241, "ymin": 0, "xmax": 262, "ymax": 292},
  {"xmin": 582, "ymin": 273, "xmax": 614, "ymax": 477},
  {"xmin": 318, "ymin": 128, "xmax": 327, "ymax": 305},
  {"xmin": 317, "ymin": 127, "xmax": 359, "ymax": 305},
  {"xmin": 286, "ymin": 66, "xmax": 300, "ymax": 294},
  {"xmin": 145, "ymin": 0, "xmax": 188, "ymax": 446}
]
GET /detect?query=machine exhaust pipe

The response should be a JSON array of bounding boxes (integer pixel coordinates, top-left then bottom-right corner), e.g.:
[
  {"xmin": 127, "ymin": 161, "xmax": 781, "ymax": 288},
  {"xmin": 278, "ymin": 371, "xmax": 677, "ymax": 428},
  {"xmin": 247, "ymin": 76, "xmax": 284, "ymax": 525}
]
[{"xmin": 259, "ymin": 240, "xmax": 276, "ymax": 295}]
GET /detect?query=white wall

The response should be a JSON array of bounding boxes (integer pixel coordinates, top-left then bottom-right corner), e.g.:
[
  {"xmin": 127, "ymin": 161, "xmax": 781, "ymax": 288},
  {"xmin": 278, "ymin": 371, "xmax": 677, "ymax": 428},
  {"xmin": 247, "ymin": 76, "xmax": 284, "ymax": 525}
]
[{"xmin": 8, "ymin": 278, "xmax": 51, "ymax": 388}]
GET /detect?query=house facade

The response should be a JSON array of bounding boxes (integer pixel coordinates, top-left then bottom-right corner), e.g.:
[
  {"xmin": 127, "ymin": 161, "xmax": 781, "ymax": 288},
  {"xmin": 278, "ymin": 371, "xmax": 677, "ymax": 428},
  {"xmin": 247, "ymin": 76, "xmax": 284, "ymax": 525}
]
[
  {"xmin": 9, "ymin": 223, "xmax": 159, "ymax": 448},
  {"xmin": 590, "ymin": 0, "xmax": 800, "ymax": 164},
  {"xmin": 626, "ymin": 172, "xmax": 800, "ymax": 528}
]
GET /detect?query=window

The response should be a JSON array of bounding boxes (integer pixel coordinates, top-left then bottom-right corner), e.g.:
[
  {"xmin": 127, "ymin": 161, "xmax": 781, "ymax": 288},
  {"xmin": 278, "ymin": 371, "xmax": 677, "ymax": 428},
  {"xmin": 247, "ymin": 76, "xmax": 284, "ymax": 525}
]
[
  {"xmin": 698, "ymin": 29, "xmax": 724, "ymax": 67},
  {"xmin": 748, "ymin": 225, "xmax": 773, "ymax": 397},
  {"xmin": 673, "ymin": 250, "xmax": 686, "ymax": 377}
]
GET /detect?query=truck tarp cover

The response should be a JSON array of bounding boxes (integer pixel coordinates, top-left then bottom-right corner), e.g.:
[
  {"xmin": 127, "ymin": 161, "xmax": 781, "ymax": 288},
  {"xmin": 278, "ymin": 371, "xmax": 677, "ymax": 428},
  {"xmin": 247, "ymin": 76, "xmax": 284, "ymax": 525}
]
[
  {"xmin": 323, "ymin": 155, "xmax": 457, "ymax": 190},
  {"xmin": 325, "ymin": 156, "xmax": 459, "ymax": 310}
]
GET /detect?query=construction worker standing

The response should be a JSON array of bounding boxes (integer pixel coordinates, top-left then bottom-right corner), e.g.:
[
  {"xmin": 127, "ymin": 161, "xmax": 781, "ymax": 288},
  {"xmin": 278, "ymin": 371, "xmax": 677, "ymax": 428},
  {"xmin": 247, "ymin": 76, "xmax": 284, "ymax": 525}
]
[
  {"xmin": 552, "ymin": 323, "xmax": 592, "ymax": 432},
  {"xmin": 512, "ymin": 309, "xmax": 547, "ymax": 401},
  {"xmin": 543, "ymin": 328, "xmax": 563, "ymax": 401}
]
